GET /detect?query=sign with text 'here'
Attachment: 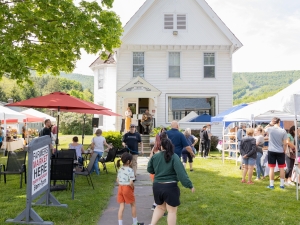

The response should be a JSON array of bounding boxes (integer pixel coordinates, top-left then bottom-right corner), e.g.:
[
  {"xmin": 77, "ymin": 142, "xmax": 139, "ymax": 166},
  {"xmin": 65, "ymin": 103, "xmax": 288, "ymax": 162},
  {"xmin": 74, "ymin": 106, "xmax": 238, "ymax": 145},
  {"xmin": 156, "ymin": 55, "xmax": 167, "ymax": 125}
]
[{"xmin": 32, "ymin": 145, "xmax": 49, "ymax": 196}]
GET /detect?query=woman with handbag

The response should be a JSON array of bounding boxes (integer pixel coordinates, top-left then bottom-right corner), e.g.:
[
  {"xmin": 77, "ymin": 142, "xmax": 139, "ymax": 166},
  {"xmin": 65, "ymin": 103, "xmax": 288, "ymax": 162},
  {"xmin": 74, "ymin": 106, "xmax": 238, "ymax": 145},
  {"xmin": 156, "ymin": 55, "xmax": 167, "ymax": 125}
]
[{"xmin": 285, "ymin": 125, "xmax": 296, "ymax": 186}]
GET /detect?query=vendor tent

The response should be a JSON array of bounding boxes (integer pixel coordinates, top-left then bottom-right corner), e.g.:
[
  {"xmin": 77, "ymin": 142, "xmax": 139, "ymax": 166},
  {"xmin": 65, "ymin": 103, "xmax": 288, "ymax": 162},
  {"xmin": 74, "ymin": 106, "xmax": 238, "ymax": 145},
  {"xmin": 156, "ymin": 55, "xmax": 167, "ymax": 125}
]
[
  {"xmin": 189, "ymin": 114, "xmax": 211, "ymax": 122},
  {"xmin": 178, "ymin": 111, "xmax": 198, "ymax": 122},
  {"xmin": 21, "ymin": 108, "xmax": 56, "ymax": 122},
  {"xmin": 211, "ymin": 103, "xmax": 248, "ymax": 123},
  {"xmin": 0, "ymin": 106, "xmax": 26, "ymax": 123}
]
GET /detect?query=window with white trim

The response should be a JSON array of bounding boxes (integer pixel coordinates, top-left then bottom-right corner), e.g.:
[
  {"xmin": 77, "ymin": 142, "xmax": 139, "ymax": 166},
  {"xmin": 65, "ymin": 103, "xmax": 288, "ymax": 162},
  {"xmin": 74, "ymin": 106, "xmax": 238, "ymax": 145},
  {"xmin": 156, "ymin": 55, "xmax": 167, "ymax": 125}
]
[
  {"xmin": 98, "ymin": 68, "xmax": 104, "ymax": 89},
  {"xmin": 167, "ymin": 96, "xmax": 216, "ymax": 122},
  {"xmin": 204, "ymin": 53, "xmax": 215, "ymax": 78},
  {"xmin": 133, "ymin": 52, "xmax": 144, "ymax": 77},
  {"xmin": 164, "ymin": 14, "xmax": 186, "ymax": 30},
  {"xmin": 169, "ymin": 52, "xmax": 180, "ymax": 78}
]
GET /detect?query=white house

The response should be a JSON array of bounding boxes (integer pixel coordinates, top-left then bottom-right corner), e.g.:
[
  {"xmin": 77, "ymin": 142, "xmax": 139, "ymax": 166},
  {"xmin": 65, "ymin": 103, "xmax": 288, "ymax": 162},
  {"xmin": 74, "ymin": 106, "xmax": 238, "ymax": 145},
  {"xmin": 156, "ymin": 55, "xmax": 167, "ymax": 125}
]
[{"xmin": 89, "ymin": 0, "xmax": 242, "ymax": 137}]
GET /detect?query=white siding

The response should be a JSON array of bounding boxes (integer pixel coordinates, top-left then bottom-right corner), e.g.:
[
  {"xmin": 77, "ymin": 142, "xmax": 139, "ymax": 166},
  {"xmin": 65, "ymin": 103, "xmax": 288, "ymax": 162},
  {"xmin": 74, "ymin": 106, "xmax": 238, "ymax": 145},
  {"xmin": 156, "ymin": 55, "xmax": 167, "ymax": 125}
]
[
  {"xmin": 122, "ymin": 0, "xmax": 231, "ymax": 46},
  {"xmin": 93, "ymin": 65, "xmax": 117, "ymax": 131},
  {"xmin": 115, "ymin": 48, "xmax": 232, "ymax": 137}
]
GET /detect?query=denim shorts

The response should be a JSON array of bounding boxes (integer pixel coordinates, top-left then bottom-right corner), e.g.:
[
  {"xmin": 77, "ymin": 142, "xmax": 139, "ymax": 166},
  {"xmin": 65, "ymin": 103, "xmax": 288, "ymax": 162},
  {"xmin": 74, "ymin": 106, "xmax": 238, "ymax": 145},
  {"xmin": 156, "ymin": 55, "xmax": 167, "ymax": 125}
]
[{"xmin": 243, "ymin": 157, "xmax": 256, "ymax": 166}]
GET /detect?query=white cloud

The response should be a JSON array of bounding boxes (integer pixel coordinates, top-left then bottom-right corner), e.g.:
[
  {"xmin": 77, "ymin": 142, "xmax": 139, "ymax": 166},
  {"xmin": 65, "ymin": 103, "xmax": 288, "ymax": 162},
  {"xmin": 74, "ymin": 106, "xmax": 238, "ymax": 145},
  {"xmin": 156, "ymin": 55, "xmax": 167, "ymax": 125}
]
[{"xmin": 74, "ymin": 0, "xmax": 300, "ymax": 74}]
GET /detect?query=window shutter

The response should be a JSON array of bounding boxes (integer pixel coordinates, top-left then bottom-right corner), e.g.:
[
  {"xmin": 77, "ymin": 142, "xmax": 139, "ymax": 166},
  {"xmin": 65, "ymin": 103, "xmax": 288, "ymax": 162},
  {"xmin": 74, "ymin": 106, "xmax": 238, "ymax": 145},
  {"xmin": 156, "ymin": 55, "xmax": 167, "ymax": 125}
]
[
  {"xmin": 177, "ymin": 14, "xmax": 186, "ymax": 29},
  {"xmin": 164, "ymin": 14, "xmax": 174, "ymax": 29}
]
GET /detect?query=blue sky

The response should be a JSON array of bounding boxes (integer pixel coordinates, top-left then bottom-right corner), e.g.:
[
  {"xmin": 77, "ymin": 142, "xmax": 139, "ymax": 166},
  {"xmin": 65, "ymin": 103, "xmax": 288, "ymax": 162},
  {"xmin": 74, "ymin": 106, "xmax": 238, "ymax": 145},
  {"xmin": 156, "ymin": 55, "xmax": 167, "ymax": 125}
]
[{"xmin": 74, "ymin": 0, "xmax": 300, "ymax": 75}]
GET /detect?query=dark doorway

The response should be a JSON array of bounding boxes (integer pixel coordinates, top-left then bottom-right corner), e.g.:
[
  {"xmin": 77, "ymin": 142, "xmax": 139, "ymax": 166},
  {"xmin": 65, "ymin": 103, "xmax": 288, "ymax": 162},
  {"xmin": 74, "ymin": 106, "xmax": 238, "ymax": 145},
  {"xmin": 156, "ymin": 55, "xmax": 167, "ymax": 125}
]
[{"xmin": 138, "ymin": 98, "xmax": 149, "ymax": 114}]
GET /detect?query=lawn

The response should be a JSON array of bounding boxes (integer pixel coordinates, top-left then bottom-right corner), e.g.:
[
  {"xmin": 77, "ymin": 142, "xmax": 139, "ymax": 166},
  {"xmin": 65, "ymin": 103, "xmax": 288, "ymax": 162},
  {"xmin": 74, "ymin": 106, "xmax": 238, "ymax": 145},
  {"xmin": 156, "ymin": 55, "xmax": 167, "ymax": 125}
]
[
  {"xmin": 0, "ymin": 135, "xmax": 117, "ymax": 225},
  {"xmin": 1, "ymin": 143, "xmax": 300, "ymax": 225},
  {"xmin": 156, "ymin": 153, "xmax": 300, "ymax": 225}
]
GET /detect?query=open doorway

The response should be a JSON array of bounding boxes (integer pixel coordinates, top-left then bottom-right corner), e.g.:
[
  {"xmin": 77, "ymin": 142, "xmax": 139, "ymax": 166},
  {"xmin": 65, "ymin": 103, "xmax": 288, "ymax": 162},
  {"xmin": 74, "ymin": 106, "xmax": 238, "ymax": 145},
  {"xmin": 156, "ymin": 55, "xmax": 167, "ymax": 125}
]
[{"xmin": 138, "ymin": 98, "xmax": 149, "ymax": 114}]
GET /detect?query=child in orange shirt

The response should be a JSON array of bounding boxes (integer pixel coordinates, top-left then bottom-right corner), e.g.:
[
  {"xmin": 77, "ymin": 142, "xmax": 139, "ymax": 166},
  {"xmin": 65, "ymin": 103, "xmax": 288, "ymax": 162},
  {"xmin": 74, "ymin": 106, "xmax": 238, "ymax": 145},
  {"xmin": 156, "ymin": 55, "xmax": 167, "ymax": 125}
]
[{"xmin": 117, "ymin": 152, "xmax": 143, "ymax": 225}]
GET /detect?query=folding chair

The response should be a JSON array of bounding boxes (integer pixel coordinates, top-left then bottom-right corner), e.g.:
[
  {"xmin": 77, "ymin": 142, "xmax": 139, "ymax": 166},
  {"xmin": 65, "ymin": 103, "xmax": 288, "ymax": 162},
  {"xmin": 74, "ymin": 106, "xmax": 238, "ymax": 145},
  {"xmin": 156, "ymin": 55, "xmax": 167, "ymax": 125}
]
[
  {"xmin": 0, "ymin": 150, "xmax": 27, "ymax": 188},
  {"xmin": 50, "ymin": 158, "xmax": 75, "ymax": 199},
  {"xmin": 75, "ymin": 152, "xmax": 97, "ymax": 189},
  {"xmin": 58, "ymin": 149, "xmax": 77, "ymax": 160},
  {"xmin": 100, "ymin": 147, "xmax": 118, "ymax": 173}
]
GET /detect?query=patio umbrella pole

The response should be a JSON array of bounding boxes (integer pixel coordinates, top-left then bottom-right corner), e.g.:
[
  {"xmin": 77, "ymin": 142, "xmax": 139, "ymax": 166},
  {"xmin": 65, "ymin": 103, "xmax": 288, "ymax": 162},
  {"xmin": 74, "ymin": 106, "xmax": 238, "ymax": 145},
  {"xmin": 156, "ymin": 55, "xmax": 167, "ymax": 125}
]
[
  {"xmin": 82, "ymin": 114, "xmax": 86, "ymax": 145},
  {"xmin": 56, "ymin": 107, "xmax": 60, "ymax": 152}
]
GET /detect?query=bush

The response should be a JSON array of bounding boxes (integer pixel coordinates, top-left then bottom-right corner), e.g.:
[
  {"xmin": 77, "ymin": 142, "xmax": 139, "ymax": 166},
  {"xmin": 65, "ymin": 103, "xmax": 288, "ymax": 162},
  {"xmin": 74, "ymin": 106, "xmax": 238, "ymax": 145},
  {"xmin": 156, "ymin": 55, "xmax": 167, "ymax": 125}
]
[
  {"xmin": 102, "ymin": 131, "xmax": 123, "ymax": 149},
  {"xmin": 210, "ymin": 136, "xmax": 219, "ymax": 151}
]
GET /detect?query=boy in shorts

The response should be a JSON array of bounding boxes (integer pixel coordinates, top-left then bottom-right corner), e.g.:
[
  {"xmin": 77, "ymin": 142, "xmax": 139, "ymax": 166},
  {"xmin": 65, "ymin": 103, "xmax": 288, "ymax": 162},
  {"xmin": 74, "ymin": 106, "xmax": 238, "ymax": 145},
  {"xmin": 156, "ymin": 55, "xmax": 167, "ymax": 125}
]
[{"xmin": 265, "ymin": 117, "xmax": 288, "ymax": 189}]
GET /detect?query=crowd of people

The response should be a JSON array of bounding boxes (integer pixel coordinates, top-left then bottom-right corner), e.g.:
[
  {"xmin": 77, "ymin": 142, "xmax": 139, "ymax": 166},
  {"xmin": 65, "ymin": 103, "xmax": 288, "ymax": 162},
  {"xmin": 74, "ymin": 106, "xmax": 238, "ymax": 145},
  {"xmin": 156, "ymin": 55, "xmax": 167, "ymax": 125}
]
[{"xmin": 239, "ymin": 117, "xmax": 299, "ymax": 189}]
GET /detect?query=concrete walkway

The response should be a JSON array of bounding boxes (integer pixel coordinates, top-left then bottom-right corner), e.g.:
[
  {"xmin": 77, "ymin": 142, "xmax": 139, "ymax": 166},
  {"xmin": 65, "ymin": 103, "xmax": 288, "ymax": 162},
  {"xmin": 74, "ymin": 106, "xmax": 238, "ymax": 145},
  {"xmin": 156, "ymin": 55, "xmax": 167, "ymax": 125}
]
[{"xmin": 98, "ymin": 157, "xmax": 153, "ymax": 225}]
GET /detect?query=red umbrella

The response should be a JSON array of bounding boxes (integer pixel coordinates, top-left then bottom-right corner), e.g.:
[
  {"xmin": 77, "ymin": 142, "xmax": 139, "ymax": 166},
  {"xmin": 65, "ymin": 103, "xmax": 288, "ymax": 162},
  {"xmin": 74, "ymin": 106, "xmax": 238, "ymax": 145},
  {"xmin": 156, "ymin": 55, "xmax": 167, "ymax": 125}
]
[{"xmin": 7, "ymin": 92, "xmax": 110, "ymax": 150}]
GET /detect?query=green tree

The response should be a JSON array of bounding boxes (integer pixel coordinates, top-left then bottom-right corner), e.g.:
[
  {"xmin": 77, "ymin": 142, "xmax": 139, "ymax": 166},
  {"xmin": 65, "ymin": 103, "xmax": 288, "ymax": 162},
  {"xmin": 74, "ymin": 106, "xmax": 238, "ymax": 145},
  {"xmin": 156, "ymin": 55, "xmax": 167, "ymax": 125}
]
[
  {"xmin": 0, "ymin": 86, "xmax": 7, "ymax": 102},
  {"xmin": 9, "ymin": 86, "xmax": 22, "ymax": 102},
  {"xmin": 0, "ymin": 0, "xmax": 122, "ymax": 85},
  {"xmin": 21, "ymin": 85, "xmax": 38, "ymax": 100}
]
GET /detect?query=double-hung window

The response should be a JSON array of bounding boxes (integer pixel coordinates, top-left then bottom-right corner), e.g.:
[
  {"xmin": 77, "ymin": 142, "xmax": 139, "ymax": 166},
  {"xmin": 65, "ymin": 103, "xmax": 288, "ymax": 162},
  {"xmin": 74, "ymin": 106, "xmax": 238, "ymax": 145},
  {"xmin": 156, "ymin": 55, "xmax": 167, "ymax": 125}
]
[
  {"xmin": 133, "ymin": 52, "xmax": 144, "ymax": 77},
  {"xmin": 169, "ymin": 52, "xmax": 180, "ymax": 78},
  {"xmin": 204, "ymin": 53, "xmax": 215, "ymax": 78}
]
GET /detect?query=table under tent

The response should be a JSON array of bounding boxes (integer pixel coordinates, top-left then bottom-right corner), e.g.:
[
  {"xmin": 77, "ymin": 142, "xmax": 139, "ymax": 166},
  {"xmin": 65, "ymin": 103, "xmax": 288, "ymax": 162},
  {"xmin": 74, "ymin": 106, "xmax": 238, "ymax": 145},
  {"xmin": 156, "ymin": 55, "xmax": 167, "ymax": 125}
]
[{"xmin": 211, "ymin": 104, "xmax": 248, "ymax": 165}]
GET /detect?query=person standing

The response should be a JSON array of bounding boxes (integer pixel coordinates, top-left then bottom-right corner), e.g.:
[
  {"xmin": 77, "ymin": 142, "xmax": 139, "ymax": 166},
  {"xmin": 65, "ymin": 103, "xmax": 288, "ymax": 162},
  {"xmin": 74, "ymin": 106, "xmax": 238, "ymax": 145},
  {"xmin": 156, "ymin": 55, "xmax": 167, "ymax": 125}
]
[
  {"xmin": 240, "ymin": 128, "xmax": 257, "ymax": 184},
  {"xmin": 125, "ymin": 107, "xmax": 132, "ymax": 132},
  {"xmin": 264, "ymin": 117, "xmax": 288, "ymax": 189},
  {"xmin": 0, "ymin": 127, "xmax": 3, "ymax": 149},
  {"xmin": 39, "ymin": 119, "xmax": 54, "ymax": 154},
  {"xmin": 22, "ymin": 123, "xmax": 26, "ymax": 139},
  {"xmin": 166, "ymin": 121, "xmax": 194, "ymax": 158},
  {"xmin": 254, "ymin": 127, "xmax": 265, "ymax": 180},
  {"xmin": 206, "ymin": 124, "xmax": 212, "ymax": 156},
  {"xmin": 147, "ymin": 138, "xmax": 195, "ymax": 225},
  {"xmin": 200, "ymin": 126, "xmax": 209, "ymax": 157},
  {"xmin": 91, "ymin": 129, "xmax": 111, "ymax": 175},
  {"xmin": 122, "ymin": 124, "xmax": 143, "ymax": 180},
  {"xmin": 285, "ymin": 125, "xmax": 296, "ymax": 186},
  {"xmin": 182, "ymin": 128, "xmax": 196, "ymax": 171}
]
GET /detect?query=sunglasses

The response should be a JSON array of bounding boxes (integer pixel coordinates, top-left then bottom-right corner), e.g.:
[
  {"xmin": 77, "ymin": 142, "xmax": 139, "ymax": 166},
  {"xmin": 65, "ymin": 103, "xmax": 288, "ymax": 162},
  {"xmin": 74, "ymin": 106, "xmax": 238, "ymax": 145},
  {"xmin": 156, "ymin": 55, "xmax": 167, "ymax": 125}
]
[{"xmin": 130, "ymin": 126, "xmax": 135, "ymax": 128}]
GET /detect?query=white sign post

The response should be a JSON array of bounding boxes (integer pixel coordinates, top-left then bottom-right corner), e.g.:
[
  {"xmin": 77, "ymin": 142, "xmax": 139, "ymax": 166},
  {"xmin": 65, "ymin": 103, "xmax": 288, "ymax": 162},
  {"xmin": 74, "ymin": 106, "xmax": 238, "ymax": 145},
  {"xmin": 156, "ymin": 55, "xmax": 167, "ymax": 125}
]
[{"xmin": 6, "ymin": 136, "xmax": 67, "ymax": 225}]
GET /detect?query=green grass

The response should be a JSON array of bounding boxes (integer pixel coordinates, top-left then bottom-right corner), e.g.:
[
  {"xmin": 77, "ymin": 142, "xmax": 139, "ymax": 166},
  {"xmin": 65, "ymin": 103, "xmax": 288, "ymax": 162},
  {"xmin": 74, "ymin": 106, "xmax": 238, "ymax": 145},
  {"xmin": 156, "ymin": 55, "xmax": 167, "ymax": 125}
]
[
  {"xmin": 157, "ymin": 152, "xmax": 300, "ymax": 225},
  {"xmin": 0, "ymin": 135, "xmax": 116, "ymax": 225},
  {"xmin": 57, "ymin": 134, "xmax": 93, "ymax": 149}
]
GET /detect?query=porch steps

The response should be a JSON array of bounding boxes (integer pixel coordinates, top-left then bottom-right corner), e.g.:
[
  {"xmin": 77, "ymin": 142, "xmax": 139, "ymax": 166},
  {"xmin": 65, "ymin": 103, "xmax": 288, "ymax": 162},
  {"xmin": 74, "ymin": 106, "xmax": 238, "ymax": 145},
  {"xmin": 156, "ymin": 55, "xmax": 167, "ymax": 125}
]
[{"xmin": 139, "ymin": 135, "xmax": 151, "ymax": 156}]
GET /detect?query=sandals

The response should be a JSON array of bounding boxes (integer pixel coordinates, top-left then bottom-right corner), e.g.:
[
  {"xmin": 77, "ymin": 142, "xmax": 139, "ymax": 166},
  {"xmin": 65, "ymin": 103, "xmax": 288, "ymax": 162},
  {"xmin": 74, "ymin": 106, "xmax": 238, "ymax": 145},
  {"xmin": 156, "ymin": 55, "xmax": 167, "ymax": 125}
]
[
  {"xmin": 241, "ymin": 179, "xmax": 246, "ymax": 183},
  {"xmin": 247, "ymin": 181, "xmax": 254, "ymax": 185}
]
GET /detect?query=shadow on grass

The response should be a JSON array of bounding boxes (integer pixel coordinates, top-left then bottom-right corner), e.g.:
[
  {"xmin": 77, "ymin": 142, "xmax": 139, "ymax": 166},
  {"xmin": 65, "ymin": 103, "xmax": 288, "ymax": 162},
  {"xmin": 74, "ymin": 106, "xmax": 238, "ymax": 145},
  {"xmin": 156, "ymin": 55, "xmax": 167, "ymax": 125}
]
[
  {"xmin": 0, "ymin": 162, "xmax": 117, "ymax": 225},
  {"xmin": 157, "ymin": 158, "xmax": 299, "ymax": 225}
]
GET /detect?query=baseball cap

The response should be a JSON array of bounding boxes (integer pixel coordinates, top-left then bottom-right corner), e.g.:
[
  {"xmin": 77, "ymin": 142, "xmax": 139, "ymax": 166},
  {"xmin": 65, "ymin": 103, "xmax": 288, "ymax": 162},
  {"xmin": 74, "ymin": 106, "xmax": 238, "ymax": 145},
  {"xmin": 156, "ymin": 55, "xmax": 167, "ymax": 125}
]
[{"xmin": 130, "ymin": 124, "xmax": 135, "ymax": 127}]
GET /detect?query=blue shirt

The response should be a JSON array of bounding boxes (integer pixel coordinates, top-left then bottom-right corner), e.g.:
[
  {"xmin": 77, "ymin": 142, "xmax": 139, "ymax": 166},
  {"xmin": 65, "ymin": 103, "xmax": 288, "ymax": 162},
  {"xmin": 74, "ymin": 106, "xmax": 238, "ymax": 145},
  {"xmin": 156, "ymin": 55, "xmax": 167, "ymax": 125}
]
[{"xmin": 167, "ymin": 129, "xmax": 189, "ymax": 157}]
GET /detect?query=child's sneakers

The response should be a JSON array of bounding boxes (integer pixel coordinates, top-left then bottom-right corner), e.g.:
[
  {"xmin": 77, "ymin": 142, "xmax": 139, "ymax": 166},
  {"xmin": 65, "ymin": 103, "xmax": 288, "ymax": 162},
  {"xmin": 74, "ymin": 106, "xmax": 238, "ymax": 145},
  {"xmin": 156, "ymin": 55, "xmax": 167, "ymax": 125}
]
[
  {"xmin": 133, "ymin": 223, "xmax": 144, "ymax": 225},
  {"xmin": 279, "ymin": 185, "xmax": 285, "ymax": 189},
  {"xmin": 267, "ymin": 185, "xmax": 275, "ymax": 189}
]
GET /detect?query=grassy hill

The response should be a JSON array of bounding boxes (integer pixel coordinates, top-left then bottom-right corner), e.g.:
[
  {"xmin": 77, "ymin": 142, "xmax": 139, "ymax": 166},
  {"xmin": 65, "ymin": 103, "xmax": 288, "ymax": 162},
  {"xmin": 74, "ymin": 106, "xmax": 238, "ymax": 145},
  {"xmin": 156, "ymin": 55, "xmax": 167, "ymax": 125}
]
[
  {"xmin": 233, "ymin": 70, "xmax": 300, "ymax": 104},
  {"xmin": 59, "ymin": 72, "xmax": 94, "ymax": 92}
]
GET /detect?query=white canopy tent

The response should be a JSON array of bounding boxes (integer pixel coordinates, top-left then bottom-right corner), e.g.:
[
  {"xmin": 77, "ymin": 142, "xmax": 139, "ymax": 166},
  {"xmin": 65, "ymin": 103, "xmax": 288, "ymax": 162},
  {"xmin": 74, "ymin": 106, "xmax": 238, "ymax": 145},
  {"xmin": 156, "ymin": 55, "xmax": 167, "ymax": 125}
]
[
  {"xmin": 0, "ymin": 105, "xmax": 27, "ymax": 122},
  {"xmin": 223, "ymin": 79, "xmax": 300, "ymax": 200},
  {"xmin": 21, "ymin": 108, "xmax": 56, "ymax": 122}
]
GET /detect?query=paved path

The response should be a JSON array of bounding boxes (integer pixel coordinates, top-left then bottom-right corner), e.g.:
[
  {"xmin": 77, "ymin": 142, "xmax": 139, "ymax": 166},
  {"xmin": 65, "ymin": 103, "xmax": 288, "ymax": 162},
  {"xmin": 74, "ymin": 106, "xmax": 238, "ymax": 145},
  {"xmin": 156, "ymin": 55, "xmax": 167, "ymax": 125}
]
[{"xmin": 98, "ymin": 157, "xmax": 153, "ymax": 225}]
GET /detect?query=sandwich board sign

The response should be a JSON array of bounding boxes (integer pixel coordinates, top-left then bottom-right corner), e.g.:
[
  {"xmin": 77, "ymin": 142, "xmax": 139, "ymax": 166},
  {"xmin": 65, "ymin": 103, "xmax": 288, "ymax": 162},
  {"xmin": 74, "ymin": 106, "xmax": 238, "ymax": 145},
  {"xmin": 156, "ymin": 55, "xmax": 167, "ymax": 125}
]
[{"xmin": 6, "ymin": 136, "xmax": 67, "ymax": 225}]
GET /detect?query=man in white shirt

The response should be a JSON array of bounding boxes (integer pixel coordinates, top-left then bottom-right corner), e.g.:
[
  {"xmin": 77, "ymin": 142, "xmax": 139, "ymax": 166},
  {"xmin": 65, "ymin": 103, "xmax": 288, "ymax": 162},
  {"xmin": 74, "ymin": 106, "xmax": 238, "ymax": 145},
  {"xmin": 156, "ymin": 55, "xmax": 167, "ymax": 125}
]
[{"xmin": 264, "ymin": 117, "xmax": 287, "ymax": 189}]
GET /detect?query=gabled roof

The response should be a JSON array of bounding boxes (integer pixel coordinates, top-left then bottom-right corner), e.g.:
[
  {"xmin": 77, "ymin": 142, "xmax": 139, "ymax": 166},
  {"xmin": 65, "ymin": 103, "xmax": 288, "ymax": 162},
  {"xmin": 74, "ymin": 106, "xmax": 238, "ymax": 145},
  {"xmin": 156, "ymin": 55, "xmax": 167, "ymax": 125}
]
[
  {"xmin": 117, "ymin": 76, "xmax": 161, "ymax": 97},
  {"xmin": 122, "ymin": 0, "xmax": 242, "ymax": 51},
  {"xmin": 89, "ymin": 53, "xmax": 116, "ymax": 68}
]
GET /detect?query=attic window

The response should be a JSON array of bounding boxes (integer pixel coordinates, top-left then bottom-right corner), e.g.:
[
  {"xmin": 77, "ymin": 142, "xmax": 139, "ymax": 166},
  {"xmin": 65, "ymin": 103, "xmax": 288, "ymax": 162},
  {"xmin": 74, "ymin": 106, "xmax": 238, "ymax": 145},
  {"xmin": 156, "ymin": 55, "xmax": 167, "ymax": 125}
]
[
  {"xmin": 177, "ymin": 14, "xmax": 186, "ymax": 29},
  {"xmin": 164, "ymin": 14, "xmax": 174, "ymax": 29}
]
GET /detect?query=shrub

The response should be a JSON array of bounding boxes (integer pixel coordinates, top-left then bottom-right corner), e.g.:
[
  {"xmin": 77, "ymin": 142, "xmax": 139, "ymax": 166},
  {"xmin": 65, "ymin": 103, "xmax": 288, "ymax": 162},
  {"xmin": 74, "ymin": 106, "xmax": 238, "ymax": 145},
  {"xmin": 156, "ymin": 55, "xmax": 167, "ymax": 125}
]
[
  {"xmin": 102, "ymin": 131, "xmax": 123, "ymax": 149},
  {"xmin": 210, "ymin": 136, "xmax": 219, "ymax": 151}
]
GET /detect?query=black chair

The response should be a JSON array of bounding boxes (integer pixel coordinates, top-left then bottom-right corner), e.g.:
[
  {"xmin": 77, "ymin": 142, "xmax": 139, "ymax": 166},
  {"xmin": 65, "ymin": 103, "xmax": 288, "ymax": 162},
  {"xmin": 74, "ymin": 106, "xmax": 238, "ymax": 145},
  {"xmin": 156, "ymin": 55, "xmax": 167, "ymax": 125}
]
[
  {"xmin": 0, "ymin": 151, "xmax": 27, "ymax": 188},
  {"xmin": 58, "ymin": 149, "xmax": 77, "ymax": 160},
  {"xmin": 75, "ymin": 152, "xmax": 97, "ymax": 189},
  {"xmin": 50, "ymin": 158, "xmax": 75, "ymax": 199},
  {"xmin": 100, "ymin": 148, "xmax": 118, "ymax": 173}
]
